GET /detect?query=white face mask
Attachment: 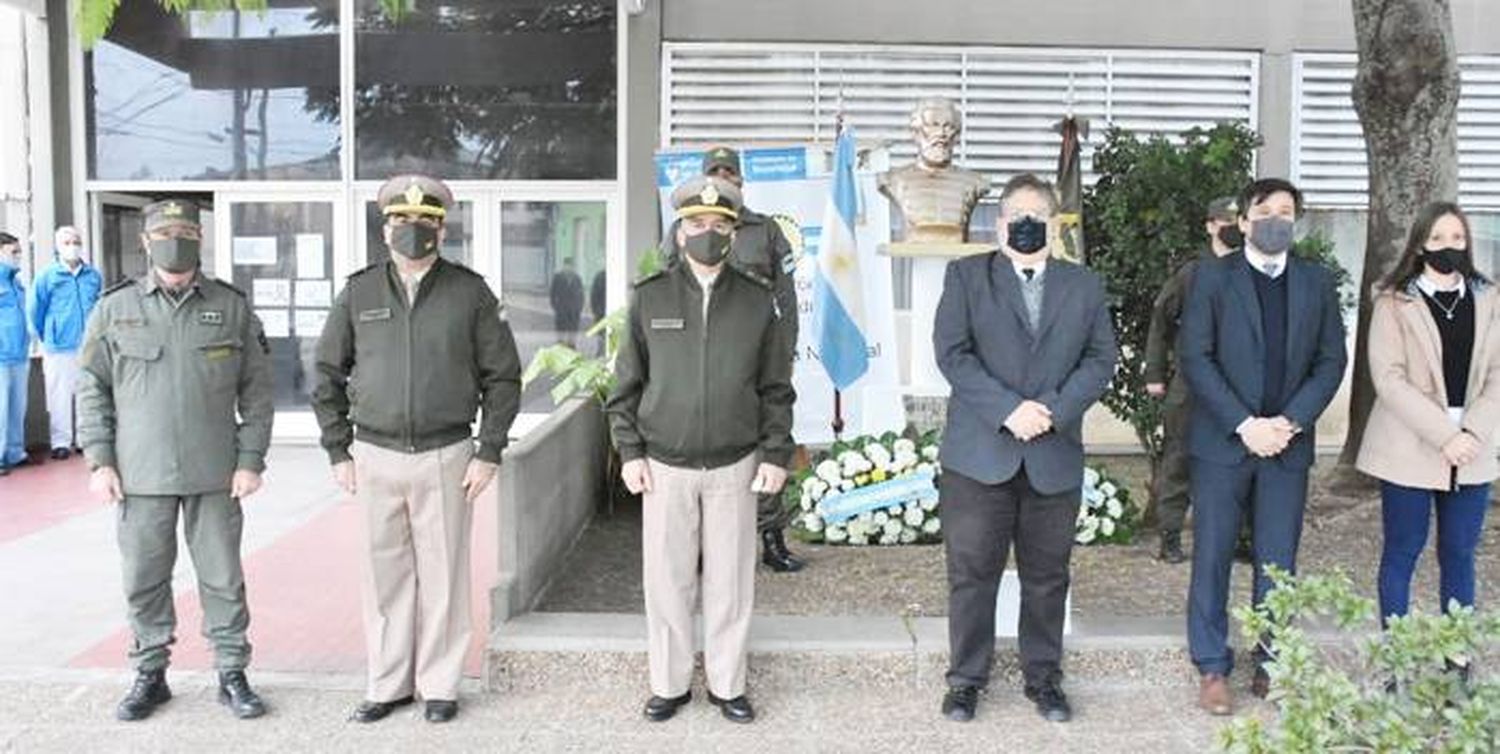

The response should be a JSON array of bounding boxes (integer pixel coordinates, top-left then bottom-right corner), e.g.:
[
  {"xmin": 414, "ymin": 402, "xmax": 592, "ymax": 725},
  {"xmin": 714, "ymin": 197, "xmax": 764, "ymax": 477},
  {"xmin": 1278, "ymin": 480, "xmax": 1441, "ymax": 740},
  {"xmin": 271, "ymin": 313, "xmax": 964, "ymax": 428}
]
[{"xmin": 59, "ymin": 244, "xmax": 82, "ymax": 262}]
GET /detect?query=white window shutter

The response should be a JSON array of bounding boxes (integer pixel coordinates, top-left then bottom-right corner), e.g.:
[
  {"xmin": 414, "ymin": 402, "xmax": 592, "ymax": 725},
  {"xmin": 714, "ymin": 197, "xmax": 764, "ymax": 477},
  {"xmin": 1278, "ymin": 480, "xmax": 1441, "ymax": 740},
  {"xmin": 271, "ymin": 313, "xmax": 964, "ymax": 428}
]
[
  {"xmin": 1293, "ymin": 53, "xmax": 1500, "ymax": 209},
  {"xmin": 662, "ymin": 43, "xmax": 1259, "ymax": 192}
]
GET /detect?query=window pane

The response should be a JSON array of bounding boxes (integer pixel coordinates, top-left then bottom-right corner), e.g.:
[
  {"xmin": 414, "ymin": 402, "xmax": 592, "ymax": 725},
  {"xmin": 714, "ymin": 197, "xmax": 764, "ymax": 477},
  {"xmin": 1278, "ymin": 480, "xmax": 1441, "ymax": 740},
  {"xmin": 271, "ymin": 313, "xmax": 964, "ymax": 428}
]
[
  {"xmin": 353, "ymin": 1, "xmax": 616, "ymax": 180},
  {"xmin": 86, "ymin": 3, "xmax": 340, "ymax": 181},
  {"xmin": 364, "ymin": 201, "xmax": 475, "ymax": 268},
  {"xmin": 228, "ymin": 201, "xmax": 336, "ymax": 409},
  {"xmin": 502, "ymin": 201, "xmax": 608, "ymax": 412}
]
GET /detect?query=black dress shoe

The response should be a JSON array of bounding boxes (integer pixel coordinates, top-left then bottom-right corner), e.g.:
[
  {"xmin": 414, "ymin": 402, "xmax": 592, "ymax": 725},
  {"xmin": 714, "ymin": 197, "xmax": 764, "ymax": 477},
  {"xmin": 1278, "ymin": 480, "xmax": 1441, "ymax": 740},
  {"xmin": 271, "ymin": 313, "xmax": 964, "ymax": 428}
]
[
  {"xmin": 707, "ymin": 692, "xmax": 755, "ymax": 723},
  {"xmin": 1251, "ymin": 666, "xmax": 1272, "ymax": 699},
  {"xmin": 50, "ymin": 447, "xmax": 71, "ymax": 461},
  {"xmin": 1024, "ymin": 682, "xmax": 1072, "ymax": 722},
  {"xmin": 941, "ymin": 685, "xmax": 980, "ymax": 722},
  {"xmin": 116, "ymin": 669, "xmax": 171, "ymax": 721},
  {"xmin": 761, "ymin": 529, "xmax": 806, "ymax": 573},
  {"xmin": 349, "ymin": 695, "xmax": 415, "ymax": 723},
  {"xmin": 1157, "ymin": 531, "xmax": 1186, "ymax": 564},
  {"xmin": 643, "ymin": 692, "xmax": 691, "ymax": 722},
  {"xmin": 424, "ymin": 700, "xmax": 458, "ymax": 723},
  {"xmin": 218, "ymin": 670, "xmax": 267, "ymax": 719}
]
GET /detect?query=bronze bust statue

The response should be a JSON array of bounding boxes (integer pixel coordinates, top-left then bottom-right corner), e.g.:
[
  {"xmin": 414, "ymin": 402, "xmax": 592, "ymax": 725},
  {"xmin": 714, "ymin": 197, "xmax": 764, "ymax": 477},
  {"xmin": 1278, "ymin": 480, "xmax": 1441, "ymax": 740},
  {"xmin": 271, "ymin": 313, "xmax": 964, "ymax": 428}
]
[{"xmin": 877, "ymin": 97, "xmax": 991, "ymax": 247}]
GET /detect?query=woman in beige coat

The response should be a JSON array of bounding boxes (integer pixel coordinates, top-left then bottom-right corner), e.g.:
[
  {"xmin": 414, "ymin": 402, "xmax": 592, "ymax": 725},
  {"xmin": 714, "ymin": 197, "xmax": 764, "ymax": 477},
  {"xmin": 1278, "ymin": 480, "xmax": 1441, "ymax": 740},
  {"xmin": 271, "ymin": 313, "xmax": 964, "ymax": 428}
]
[{"xmin": 1358, "ymin": 201, "xmax": 1500, "ymax": 634}]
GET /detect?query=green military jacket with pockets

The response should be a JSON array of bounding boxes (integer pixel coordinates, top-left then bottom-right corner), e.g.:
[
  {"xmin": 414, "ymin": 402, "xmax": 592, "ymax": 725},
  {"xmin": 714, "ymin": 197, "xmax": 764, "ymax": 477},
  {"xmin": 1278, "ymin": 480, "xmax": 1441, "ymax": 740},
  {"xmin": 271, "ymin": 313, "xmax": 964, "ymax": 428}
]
[
  {"xmin": 606, "ymin": 261, "xmax": 796, "ymax": 470},
  {"xmin": 77, "ymin": 273, "xmax": 274, "ymax": 496},
  {"xmin": 312, "ymin": 258, "xmax": 522, "ymax": 465}
]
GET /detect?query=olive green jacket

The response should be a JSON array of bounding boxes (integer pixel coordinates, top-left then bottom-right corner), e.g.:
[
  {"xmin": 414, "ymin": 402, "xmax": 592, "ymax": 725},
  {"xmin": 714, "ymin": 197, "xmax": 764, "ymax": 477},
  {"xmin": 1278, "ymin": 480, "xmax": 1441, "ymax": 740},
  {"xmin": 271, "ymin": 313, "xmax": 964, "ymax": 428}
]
[
  {"xmin": 77, "ymin": 273, "xmax": 274, "ymax": 496},
  {"xmin": 312, "ymin": 258, "xmax": 522, "ymax": 464},
  {"xmin": 606, "ymin": 262, "xmax": 796, "ymax": 469},
  {"xmin": 1144, "ymin": 251, "xmax": 1212, "ymax": 405}
]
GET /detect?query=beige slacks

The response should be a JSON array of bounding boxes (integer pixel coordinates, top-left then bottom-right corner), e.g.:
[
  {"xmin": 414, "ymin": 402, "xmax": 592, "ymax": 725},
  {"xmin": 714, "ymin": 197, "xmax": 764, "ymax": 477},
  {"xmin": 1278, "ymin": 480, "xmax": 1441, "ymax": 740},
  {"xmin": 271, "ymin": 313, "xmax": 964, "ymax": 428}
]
[
  {"xmin": 353, "ymin": 439, "xmax": 473, "ymax": 702},
  {"xmin": 642, "ymin": 452, "xmax": 758, "ymax": 699}
]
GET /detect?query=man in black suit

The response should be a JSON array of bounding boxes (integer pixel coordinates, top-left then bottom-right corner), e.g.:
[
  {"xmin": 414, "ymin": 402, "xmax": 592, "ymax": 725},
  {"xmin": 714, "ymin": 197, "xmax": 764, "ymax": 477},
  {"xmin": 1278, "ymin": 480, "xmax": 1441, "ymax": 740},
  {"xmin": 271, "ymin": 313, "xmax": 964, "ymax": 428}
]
[
  {"xmin": 1179, "ymin": 178, "xmax": 1347, "ymax": 715},
  {"xmin": 933, "ymin": 174, "xmax": 1118, "ymax": 724}
]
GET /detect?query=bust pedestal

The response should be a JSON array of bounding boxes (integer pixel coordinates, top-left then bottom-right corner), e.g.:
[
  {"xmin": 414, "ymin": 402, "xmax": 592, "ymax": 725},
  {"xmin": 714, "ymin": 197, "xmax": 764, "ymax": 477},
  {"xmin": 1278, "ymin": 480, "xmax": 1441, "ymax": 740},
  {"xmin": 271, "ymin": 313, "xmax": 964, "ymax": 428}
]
[{"xmin": 881, "ymin": 241, "xmax": 991, "ymax": 396}]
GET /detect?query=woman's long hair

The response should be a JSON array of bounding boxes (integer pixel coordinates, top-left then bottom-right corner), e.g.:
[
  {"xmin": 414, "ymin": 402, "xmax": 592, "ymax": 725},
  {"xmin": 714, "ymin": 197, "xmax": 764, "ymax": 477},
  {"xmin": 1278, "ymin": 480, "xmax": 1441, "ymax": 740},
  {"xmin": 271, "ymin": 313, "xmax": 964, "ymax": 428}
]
[{"xmin": 1381, "ymin": 201, "xmax": 1489, "ymax": 292}]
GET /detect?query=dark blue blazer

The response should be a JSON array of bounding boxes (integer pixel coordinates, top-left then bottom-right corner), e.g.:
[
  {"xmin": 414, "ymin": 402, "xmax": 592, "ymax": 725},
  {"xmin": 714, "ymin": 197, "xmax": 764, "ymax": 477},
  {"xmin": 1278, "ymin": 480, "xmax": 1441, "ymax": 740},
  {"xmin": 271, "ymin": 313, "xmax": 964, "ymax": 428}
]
[
  {"xmin": 1178, "ymin": 252, "xmax": 1348, "ymax": 469},
  {"xmin": 933, "ymin": 253, "xmax": 1118, "ymax": 495}
]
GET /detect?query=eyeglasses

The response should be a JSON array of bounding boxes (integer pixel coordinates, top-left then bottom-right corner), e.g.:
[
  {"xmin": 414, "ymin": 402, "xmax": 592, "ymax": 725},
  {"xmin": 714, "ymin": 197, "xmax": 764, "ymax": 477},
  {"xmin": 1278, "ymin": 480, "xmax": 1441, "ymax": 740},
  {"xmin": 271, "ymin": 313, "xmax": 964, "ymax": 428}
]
[{"xmin": 387, "ymin": 214, "xmax": 442, "ymax": 229}]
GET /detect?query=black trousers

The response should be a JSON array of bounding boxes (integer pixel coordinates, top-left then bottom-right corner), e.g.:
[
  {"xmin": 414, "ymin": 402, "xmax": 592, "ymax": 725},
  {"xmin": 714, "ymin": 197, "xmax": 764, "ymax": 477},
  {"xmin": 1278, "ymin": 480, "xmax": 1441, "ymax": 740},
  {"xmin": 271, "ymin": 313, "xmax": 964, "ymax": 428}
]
[
  {"xmin": 943, "ymin": 466, "xmax": 1081, "ymax": 689},
  {"xmin": 757, "ymin": 491, "xmax": 792, "ymax": 535}
]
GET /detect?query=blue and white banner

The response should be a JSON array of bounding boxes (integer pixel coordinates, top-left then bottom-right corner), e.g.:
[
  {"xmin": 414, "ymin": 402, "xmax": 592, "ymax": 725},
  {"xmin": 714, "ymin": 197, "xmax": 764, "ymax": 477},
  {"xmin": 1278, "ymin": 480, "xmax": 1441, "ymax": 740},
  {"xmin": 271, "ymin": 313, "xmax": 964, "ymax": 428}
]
[
  {"xmin": 817, "ymin": 469, "xmax": 939, "ymax": 524},
  {"xmin": 811, "ymin": 129, "xmax": 870, "ymax": 391},
  {"xmin": 654, "ymin": 143, "xmax": 903, "ymax": 444}
]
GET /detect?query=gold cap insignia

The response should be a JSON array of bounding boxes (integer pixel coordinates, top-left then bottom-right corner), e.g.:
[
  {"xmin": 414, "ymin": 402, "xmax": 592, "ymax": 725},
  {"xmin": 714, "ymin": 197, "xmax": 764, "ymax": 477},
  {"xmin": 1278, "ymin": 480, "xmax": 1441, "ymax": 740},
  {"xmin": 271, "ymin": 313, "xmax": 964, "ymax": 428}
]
[
  {"xmin": 700, "ymin": 184, "xmax": 720, "ymax": 207},
  {"xmin": 163, "ymin": 202, "xmax": 182, "ymax": 217},
  {"xmin": 403, "ymin": 183, "xmax": 425, "ymax": 206}
]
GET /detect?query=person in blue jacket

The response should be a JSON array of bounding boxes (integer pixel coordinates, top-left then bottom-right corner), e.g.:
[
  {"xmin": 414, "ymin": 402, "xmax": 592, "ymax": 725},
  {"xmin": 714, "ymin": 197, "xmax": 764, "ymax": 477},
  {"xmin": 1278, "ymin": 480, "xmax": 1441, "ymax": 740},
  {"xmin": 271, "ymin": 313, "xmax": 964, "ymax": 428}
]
[
  {"xmin": 0, "ymin": 232, "xmax": 30, "ymax": 475},
  {"xmin": 27, "ymin": 226, "xmax": 102, "ymax": 460}
]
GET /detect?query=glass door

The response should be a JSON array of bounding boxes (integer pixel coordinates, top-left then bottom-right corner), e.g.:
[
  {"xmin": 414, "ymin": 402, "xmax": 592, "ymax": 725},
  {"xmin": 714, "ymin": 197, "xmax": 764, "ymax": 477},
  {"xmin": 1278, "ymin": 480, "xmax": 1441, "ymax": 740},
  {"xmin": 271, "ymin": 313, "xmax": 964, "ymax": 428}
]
[{"xmin": 212, "ymin": 192, "xmax": 347, "ymax": 441}]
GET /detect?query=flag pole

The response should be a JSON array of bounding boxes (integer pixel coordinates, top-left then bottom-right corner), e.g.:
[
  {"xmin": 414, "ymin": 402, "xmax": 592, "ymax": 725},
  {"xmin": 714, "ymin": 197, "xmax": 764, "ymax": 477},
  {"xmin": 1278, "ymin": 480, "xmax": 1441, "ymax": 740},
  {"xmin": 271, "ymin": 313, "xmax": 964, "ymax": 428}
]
[{"xmin": 831, "ymin": 82, "xmax": 847, "ymax": 442}]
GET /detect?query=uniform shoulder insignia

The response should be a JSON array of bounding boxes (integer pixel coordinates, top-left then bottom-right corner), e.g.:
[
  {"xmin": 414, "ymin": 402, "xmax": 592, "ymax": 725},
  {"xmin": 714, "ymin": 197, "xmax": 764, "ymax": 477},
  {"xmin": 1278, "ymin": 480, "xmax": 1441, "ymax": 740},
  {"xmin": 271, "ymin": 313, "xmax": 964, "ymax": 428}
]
[
  {"xmin": 633, "ymin": 269, "xmax": 667, "ymax": 288},
  {"xmin": 209, "ymin": 278, "xmax": 248, "ymax": 298},
  {"xmin": 101, "ymin": 278, "xmax": 137, "ymax": 297}
]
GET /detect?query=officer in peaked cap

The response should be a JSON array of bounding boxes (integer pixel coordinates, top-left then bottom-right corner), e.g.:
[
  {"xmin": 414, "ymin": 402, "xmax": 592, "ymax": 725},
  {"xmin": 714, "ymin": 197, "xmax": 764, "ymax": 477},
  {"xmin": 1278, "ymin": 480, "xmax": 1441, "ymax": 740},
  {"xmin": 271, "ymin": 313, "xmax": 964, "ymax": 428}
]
[{"xmin": 77, "ymin": 197, "xmax": 275, "ymax": 721}]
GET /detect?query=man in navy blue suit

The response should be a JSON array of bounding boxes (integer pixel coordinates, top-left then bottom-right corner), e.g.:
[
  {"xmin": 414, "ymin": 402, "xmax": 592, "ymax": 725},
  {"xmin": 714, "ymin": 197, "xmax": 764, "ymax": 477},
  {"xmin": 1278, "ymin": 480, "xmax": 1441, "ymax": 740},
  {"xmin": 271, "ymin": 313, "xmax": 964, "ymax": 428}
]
[{"xmin": 1178, "ymin": 178, "xmax": 1347, "ymax": 715}]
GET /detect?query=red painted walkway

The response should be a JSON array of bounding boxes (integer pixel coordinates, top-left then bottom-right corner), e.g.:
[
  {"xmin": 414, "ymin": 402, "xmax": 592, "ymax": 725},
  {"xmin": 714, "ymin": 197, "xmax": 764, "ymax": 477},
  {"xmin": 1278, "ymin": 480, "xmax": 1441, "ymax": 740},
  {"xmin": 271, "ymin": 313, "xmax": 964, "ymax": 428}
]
[{"xmin": 2, "ymin": 449, "xmax": 497, "ymax": 680}]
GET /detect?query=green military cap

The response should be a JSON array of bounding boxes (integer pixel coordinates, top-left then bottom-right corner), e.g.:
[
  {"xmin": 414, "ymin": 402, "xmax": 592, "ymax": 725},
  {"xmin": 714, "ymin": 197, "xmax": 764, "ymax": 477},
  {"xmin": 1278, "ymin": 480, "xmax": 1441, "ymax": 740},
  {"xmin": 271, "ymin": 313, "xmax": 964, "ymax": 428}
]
[
  {"xmin": 377, "ymin": 174, "xmax": 453, "ymax": 220},
  {"xmin": 1206, "ymin": 196, "xmax": 1240, "ymax": 222},
  {"xmin": 671, "ymin": 176, "xmax": 742, "ymax": 221},
  {"xmin": 701, "ymin": 145, "xmax": 742, "ymax": 175},
  {"xmin": 142, "ymin": 199, "xmax": 201, "ymax": 232}
]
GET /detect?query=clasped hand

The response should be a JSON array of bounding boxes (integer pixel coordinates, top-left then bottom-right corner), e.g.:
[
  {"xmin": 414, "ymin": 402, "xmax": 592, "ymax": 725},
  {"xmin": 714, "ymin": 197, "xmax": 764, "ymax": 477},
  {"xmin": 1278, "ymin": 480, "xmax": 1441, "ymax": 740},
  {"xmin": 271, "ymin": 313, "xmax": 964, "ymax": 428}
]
[
  {"xmin": 1238, "ymin": 416, "xmax": 1298, "ymax": 458},
  {"xmin": 1004, "ymin": 401, "xmax": 1053, "ymax": 443}
]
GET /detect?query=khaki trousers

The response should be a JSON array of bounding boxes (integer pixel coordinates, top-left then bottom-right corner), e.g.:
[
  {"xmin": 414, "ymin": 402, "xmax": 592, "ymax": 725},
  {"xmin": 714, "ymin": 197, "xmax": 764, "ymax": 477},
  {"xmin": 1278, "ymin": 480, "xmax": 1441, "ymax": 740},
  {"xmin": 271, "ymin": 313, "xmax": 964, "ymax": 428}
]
[
  {"xmin": 642, "ymin": 452, "xmax": 758, "ymax": 699},
  {"xmin": 353, "ymin": 439, "xmax": 473, "ymax": 702}
]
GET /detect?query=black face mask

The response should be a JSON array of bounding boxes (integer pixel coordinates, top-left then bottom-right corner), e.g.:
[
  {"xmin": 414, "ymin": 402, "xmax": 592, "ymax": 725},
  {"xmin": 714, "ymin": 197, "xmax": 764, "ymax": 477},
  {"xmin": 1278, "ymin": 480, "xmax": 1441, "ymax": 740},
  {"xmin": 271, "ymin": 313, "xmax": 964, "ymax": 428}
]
[
  {"xmin": 389, "ymin": 223, "xmax": 440, "ymax": 260},
  {"xmin": 1425, "ymin": 247, "xmax": 1466, "ymax": 276},
  {"xmin": 1006, "ymin": 216, "xmax": 1048, "ymax": 255},
  {"xmin": 148, "ymin": 237, "xmax": 201, "ymax": 273},
  {"xmin": 683, "ymin": 230, "xmax": 733, "ymax": 266},
  {"xmin": 1216, "ymin": 224, "xmax": 1244, "ymax": 249}
]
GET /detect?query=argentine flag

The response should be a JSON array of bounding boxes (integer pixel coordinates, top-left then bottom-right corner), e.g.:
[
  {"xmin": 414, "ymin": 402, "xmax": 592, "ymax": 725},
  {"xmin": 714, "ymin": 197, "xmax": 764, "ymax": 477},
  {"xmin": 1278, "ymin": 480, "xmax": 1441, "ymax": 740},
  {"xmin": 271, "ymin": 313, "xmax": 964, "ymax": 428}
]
[{"xmin": 811, "ymin": 128, "xmax": 870, "ymax": 391}]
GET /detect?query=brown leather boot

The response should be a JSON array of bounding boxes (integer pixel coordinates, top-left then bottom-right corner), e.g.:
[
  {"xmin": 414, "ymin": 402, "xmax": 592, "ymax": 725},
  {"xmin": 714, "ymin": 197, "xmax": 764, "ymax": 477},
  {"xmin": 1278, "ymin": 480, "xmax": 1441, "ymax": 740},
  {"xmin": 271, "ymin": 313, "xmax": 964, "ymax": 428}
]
[{"xmin": 1198, "ymin": 673, "xmax": 1233, "ymax": 716}]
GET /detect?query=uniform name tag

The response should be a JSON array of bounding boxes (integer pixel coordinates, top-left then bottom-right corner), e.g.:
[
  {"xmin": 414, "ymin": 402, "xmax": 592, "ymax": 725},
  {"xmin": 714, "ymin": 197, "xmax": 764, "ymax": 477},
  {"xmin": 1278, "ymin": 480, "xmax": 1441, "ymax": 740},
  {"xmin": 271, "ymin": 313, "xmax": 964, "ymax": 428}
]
[
  {"xmin": 359, "ymin": 308, "xmax": 392, "ymax": 322},
  {"xmin": 204, "ymin": 347, "xmax": 234, "ymax": 361},
  {"xmin": 650, "ymin": 318, "xmax": 685, "ymax": 330},
  {"xmin": 199, "ymin": 311, "xmax": 223, "ymax": 325},
  {"xmin": 113, "ymin": 318, "xmax": 145, "ymax": 328}
]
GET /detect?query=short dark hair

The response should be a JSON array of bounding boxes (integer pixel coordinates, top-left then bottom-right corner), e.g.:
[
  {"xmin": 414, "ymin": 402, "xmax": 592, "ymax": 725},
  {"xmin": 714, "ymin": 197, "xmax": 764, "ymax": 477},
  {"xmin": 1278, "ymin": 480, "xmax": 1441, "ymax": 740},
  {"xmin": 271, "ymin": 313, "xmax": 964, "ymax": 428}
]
[
  {"xmin": 0, "ymin": 232, "xmax": 16, "ymax": 247},
  {"xmin": 1380, "ymin": 201, "xmax": 1488, "ymax": 292},
  {"xmin": 1238, "ymin": 178, "xmax": 1303, "ymax": 218},
  {"xmin": 999, "ymin": 173, "xmax": 1059, "ymax": 214}
]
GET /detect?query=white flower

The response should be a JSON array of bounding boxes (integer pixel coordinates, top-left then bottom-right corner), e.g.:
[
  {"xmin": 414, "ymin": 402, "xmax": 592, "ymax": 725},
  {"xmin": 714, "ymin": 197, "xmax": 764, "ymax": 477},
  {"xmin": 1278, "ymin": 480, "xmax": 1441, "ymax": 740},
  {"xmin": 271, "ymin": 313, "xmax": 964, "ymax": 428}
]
[
  {"xmin": 1100, "ymin": 482, "xmax": 1118, "ymax": 498},
  {"xmin": 1100, "ymin": 517, "xmax": 1116, "ymax": 537},
  {"xmin": 800, "ymin": 495, "xmax": 814, "ymax": 512},
  {"xmin": 847, "ymin": 520, "xmax": 869, "ymax": 539},
  {"xmin": 903, "ymin": 507, "xmax": 925, "ymax": 527},
  {"xmin": 894, "ymin": 438, "xmax": 917, "ymax": 456},
  {"xmin": 1083, "ymin": 467, "xmax": 1101, "ymax": 487},
  {"xmin": 878, "ymin": 531, "xmax": 899, "ymax": 546},
  {"xmin": 900, "ymin": 526, "xmax": 919, "ymax": 544},
  {"xmin": 1085, "ymin": 487, "xmax": 1105, "ymax": 505},
  {"xmin": 839, "ymin": 479, "xmax": 855, "ymax": 492},
  {"xmin": 916, "ymin": 462, "xmax": 935, "ymax": 476},
  {"xmin": 920, "ymin": 496, "xmax": 939, "ymax": 511},
  {"xmin": 893, "ymin": 451, "xmax": 919, "ymax": 471},
  {"xmin": 1076, "ymin": 527, "xmax": 1097, "ymax": 545},
  {"xmin": 887, "ymin": 505, "xmax": 904, "ymax": 516},
  {"xmin": 1076, "ymin": 507, "xmax": 1092, "ymax": 525},
  {"xmin": 848, "ymin": 532, "xmax": 869, "ymax": 546},
  {"xmin": 866, "ymin": 444, "xmax": 892, "ymax": 467},
  {"xmin": 803, "ymin": 513, "xmax": 825, "ymax": 533},
  {"xmin": 857, "ymin": 511, "xmax": 874, "ymax": 524},
  {"xmin": 826, "ymin": 524, "xmax": 848, "ymax": 543},
  {"xmin": 921, "ymin": 446, "xmax": 940, "ymax": 461},
  {"xmin": 923, "ymin": 517, "xmax": 942, "ymax": 534},
  {"xmin": 883, "ymin": 519, "xmax": 903, "ymax": 538},
  {"xmin": 816, "ymin": 460, "xmax": 842, "ymax": 485},
  {"xmin": 1106, "ymin": 498, "xmax": 1123, "ymax": 519},
  {"xmin": 873, "ymin": 511, "xmax": 890, "ymax": 527}
]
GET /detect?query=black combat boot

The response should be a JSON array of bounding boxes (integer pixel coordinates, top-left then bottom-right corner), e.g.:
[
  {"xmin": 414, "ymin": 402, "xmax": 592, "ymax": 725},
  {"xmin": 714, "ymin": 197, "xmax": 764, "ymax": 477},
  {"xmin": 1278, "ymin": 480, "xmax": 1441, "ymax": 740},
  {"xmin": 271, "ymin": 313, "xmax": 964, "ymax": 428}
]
[
  {"xmin": 116, "ymin": 669, "xmax": 171, "ymax": 721},
  {"xmin": 761, "ymin": 529, "xmax": 805, "ymax": 573},
  {"xmin": 1157, "ymin": 530, "xmax": 1186, "ymax": 564},
  {"xmin": 218, "ymin": 670, "xmax": 267, "ymax": 719}
]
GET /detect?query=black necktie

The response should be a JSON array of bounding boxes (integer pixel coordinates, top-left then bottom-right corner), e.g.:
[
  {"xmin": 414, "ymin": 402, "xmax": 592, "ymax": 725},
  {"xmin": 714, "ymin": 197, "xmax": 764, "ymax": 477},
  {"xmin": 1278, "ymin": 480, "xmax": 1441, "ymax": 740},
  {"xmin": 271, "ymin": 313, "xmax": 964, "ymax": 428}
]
[{"xmin": 1022, "ymin": 268, "xmax": 1036, "ymax": 282}]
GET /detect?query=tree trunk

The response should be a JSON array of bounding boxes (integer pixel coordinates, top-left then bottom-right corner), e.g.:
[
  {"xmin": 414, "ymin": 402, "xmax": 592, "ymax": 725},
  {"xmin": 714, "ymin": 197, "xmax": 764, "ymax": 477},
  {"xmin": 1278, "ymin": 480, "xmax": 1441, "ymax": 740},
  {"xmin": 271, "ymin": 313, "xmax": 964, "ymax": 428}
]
[{"xmin": 1336, "ymin": 0, "xmax": 1460, "ymax": 489}]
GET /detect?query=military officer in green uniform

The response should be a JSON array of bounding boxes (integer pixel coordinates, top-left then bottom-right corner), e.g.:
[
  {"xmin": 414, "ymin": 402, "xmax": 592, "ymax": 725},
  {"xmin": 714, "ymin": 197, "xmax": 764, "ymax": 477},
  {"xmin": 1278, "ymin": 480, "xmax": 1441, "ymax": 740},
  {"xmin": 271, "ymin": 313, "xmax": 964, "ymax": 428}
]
[
  {"xmin": 663, "ymin": 146, "xmax": 805, "ymax": 573},
  {"xmin": 77, "ymin": 199, "xmax": 275, "ymax": 721},
  {"xmin": 1144, "ymin": 197, "xmax": 1242, "ymax": 563}
]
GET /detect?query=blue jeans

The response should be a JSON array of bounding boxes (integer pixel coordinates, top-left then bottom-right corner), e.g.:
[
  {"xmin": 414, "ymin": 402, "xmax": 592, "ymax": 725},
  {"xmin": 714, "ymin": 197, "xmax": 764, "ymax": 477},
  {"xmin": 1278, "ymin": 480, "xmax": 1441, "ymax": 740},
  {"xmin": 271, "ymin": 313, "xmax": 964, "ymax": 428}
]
[
  {"xmin": 0, "ymin": 361, "xmax": 26, "ymax": 466},
  {"xmin": 1378, "ymin": 480, "xmax": 1490, "ymax": 624}
]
